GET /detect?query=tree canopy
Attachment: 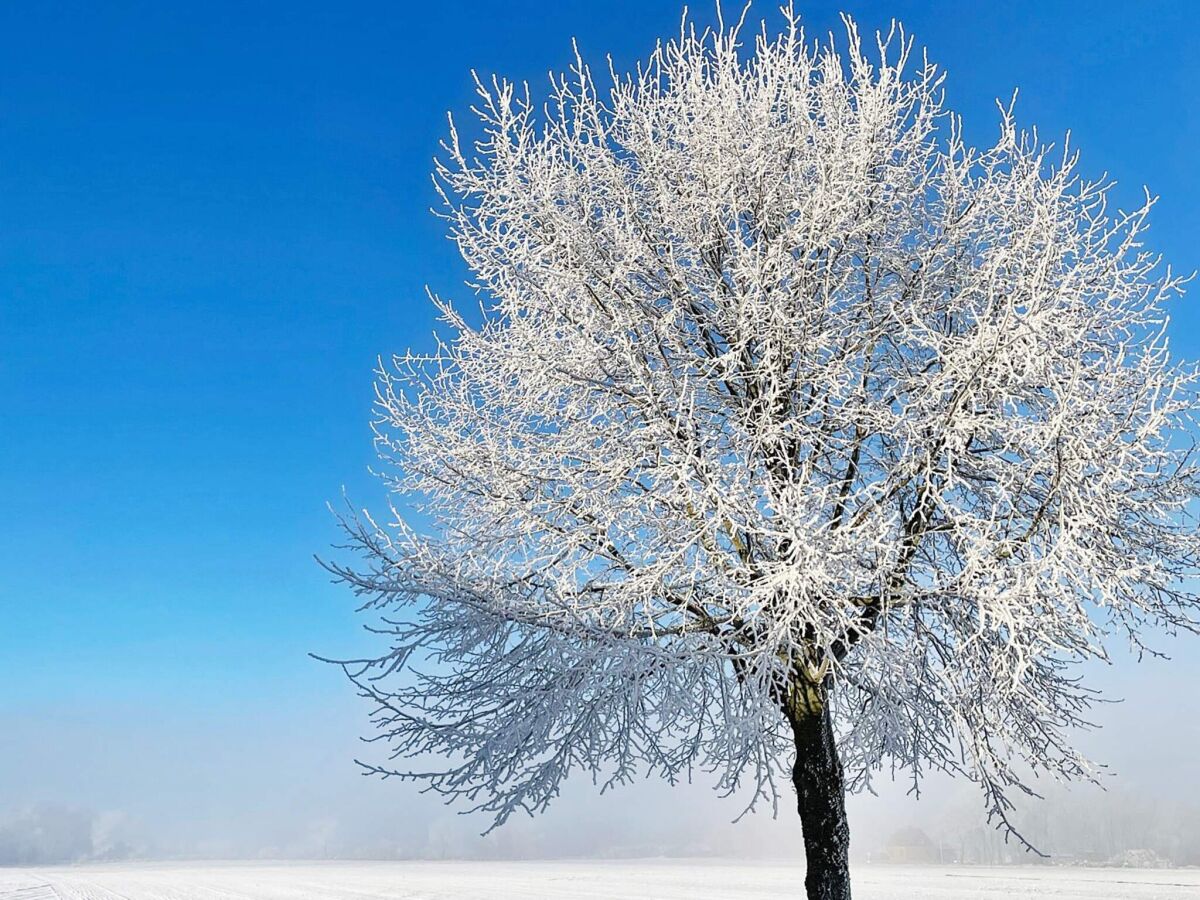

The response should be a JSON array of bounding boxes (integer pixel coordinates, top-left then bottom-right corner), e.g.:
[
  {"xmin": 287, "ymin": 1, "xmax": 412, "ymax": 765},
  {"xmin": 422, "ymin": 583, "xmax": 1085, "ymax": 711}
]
[{"xmin": 326, "ymin": 6, "xmax": 1200, "ymax": 855}]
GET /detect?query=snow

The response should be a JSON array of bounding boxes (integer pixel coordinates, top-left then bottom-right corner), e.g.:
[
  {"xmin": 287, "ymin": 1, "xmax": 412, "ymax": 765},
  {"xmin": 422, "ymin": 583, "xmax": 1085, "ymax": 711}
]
[{"xmin": 2, "ymin": 861, "xmax": 1199, "ymax": 899}]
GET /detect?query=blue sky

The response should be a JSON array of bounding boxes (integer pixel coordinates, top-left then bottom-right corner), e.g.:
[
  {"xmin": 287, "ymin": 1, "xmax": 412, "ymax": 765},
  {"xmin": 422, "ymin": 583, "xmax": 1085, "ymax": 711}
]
[{"xmin": 2, "ymin": 0, "xmax": 1199, "ymax": 854}]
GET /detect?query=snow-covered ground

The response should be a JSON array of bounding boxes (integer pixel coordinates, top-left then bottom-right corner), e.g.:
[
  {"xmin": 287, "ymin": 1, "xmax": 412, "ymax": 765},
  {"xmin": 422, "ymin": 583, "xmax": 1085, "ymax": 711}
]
[{"xmin": 2, "ymin": 860, "xmax": 1199, "ymax": 899}]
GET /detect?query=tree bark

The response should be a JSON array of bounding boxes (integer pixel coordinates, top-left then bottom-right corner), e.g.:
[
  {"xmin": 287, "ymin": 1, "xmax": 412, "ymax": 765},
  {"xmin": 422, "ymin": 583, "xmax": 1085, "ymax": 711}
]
[{"xmin": 789, "ymin": 686, "xmax": 851, "ymax": 900}]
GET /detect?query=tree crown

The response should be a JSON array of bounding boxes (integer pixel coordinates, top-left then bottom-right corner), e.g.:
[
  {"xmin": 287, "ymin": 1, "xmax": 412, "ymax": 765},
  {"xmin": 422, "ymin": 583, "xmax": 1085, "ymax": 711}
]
[{"xmin": 326, "ymin": 6, "xmax": 1200, "ymax": 842}]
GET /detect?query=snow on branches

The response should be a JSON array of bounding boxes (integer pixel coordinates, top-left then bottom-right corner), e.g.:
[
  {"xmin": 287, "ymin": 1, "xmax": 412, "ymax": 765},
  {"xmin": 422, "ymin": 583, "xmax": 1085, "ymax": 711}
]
[{"xmin": 323, "ymin": 7, "xmax": 1200, "ymax": 842}]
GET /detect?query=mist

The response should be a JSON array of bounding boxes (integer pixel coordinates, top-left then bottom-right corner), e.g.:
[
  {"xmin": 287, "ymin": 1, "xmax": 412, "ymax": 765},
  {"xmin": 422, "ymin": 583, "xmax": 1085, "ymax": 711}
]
[{"xmin": 4, "ymin": 635, "xmax": 1198, "ymax": 866}]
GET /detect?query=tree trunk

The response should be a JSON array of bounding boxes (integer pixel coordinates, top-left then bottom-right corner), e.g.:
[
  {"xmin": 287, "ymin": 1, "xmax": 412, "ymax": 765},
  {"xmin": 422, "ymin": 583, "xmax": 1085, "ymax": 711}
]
[{"xmin": 789, "ymin": 687, "xmax": 851, "ymax": 900}]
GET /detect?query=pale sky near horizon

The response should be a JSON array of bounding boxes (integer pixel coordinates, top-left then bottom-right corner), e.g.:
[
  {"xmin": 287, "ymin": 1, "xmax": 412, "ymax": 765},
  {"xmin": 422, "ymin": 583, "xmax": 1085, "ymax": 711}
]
[{"xmin": 2, "ymin": 0, "xmax": 1199, "ymax": 859}]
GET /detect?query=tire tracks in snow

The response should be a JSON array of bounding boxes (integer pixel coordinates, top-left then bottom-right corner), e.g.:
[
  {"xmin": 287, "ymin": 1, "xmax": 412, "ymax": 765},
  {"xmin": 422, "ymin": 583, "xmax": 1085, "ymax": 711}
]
[{"xmin": 0, "ymin": 885, "xmax": 63, "ymax": 900}]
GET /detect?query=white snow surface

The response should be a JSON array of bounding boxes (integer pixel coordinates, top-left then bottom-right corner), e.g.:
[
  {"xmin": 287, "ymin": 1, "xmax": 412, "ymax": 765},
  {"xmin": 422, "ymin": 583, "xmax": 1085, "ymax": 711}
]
[{"xmin": 2, "ymin": 860, "xmax": 1199, "ymax": 899}]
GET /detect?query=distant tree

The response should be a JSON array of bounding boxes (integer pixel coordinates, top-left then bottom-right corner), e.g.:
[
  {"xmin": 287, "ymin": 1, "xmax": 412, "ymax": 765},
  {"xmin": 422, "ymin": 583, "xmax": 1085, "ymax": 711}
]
[
  {"xmin": 0, "ymin": 805, "xmax": 96, "ymax": 865},
  {"xmin": 324, "ymin": 7, "xmax": 1200, "ymax": 898}
]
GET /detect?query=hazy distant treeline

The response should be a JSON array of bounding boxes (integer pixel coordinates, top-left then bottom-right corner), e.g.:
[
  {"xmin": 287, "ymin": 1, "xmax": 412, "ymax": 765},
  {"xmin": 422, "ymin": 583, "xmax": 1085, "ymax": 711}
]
[
  {"xmin": 4, "ymin": 785, "xmax": 1200, "ymax": 866},
  {"xmin": 912, "ymin": 785, "xmax": 1200, "ymax": 867},
  {"xmin": 0, "ymin": 805, "xmax": 134, "ymax": 866}
]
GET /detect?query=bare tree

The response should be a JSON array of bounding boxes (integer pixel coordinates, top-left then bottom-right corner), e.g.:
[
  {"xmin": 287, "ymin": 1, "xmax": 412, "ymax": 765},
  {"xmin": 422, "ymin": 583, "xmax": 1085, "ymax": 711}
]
[{"xmin": 324, "ymin": 8, "xmax": 1200, "ymax": 898}]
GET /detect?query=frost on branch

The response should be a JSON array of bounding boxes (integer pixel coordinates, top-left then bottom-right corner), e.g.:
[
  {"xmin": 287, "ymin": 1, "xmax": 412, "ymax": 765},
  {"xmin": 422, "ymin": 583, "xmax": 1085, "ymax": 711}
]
[{"xmin": 322, "ymin": 7, "xmax": 1200, "ymax": 843}]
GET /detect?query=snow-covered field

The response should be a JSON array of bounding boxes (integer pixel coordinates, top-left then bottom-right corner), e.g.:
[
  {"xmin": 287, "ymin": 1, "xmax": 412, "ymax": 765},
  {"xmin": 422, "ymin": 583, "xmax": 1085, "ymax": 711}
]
[{"xmin": 2, "ymin": 860, "xmax": 1199, "ymax": 899}]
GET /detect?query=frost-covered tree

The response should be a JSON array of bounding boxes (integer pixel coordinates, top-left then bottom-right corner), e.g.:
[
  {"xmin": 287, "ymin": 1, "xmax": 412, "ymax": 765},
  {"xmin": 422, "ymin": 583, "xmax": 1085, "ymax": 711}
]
[{"xmin": 325, "ymin": 8, "xmax": 1200, "ymax": 898}]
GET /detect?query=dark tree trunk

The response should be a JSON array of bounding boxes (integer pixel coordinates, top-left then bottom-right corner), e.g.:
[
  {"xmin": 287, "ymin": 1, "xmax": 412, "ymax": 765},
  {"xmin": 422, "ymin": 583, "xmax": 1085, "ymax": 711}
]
[{"xmin": 789, "ymin": 686, "xmax": 851, "ymax": 900}]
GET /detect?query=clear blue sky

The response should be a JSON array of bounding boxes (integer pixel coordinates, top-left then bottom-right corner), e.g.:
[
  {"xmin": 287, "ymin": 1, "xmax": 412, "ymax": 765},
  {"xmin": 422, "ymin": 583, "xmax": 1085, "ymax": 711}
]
[{"xmin": 2, "ymin": 0, "xmax": 1199, "ymax": 854}]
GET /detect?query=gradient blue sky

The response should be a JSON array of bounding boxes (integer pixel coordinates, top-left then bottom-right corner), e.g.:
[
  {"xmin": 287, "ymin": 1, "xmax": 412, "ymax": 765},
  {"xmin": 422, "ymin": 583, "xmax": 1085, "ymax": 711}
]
[{"xmin": 2, "ymin": 0, "xmax": 1199, "ymax": 855}]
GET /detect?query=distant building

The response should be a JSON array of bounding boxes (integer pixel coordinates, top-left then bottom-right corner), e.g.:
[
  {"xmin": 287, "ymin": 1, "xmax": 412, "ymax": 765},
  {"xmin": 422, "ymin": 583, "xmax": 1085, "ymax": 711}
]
[{"xmin": 883, "ymin": 827, "xmax": 939, "ymax": 864}]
